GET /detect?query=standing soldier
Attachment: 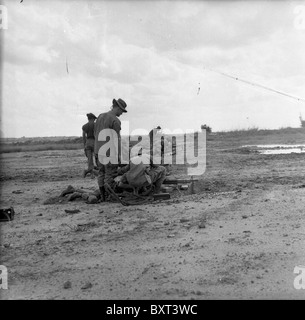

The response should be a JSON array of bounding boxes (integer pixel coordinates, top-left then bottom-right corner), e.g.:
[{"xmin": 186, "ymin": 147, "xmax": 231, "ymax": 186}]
[
  {"xmin": 82, "ymin": 113, "xmax": 97, "ymax": 178},
  {"xmin": 94, "ymin": 98, "xmax": 128, "ymax": 201},
  {"xmin": 149, "ymin": 126, "xmax": 164, "ymax": 164}
]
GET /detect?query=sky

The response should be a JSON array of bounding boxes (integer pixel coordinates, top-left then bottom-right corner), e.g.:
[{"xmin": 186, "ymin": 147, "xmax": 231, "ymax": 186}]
[{"xmin": 1, "ymin": 0, "xmax": 305, "ymax": 138}]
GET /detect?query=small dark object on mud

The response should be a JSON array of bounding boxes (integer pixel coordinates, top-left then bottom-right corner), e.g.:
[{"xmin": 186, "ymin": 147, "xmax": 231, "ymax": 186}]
[
  {"xmin": 198, "ymin": 222, "xmax": 206, "ymax": 229},
  {"xmin": 81, "ymin": 282, "xmax": 93, "ymax": 290},
  {"xmin": 0, "ymin": 207, "xmax": 15, "ymax": 222},
  {"xmin": 63, "ymin": 281, "xmax": 72, "ymax": 289},
  {"xmin": 64, "ymin": 209, "xmax": 81, "ymax": 214}
]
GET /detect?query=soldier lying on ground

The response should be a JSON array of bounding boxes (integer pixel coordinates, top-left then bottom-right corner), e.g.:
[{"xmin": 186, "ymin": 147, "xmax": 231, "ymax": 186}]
[
  {"xmin": 59, "ymin": 154, "xmax": 166, "ymax": 204},
  {"xmin": 60, "ymin": 185, "xmax": 100, "ymax": 204}
]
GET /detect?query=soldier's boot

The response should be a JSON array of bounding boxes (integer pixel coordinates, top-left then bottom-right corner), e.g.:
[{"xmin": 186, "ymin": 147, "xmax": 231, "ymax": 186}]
[{"xmin": 99, "ymin": 187, "xmax": 106, "ymax": 202}]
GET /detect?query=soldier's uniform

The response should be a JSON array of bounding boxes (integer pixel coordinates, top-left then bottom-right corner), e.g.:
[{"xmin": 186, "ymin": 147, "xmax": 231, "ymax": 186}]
[
  {"xmin": 118, "ymin": 154, "xmax": 166, "ymax": 194},
  {"xmin": 82, "ymin": 113, "xmax": 97, "ymax": 177},
  {"xmin": 94, "ymin": 99, "xmax": 127, "ymax": 200},
  {"xmin": 149, "ymin": 126, "xmax": 164, "ymax": 165}
]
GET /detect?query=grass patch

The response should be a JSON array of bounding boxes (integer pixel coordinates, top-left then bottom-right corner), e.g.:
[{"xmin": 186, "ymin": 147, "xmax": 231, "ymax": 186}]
[{"xmin": 0, "ymin": 143, "xmax": 83, "ymax": 153}]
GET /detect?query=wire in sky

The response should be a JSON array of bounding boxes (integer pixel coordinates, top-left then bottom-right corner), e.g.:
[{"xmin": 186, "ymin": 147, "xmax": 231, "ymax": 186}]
[{"xmin": 204, "ymin": 67, "xmax": 305, "ymax": 103}]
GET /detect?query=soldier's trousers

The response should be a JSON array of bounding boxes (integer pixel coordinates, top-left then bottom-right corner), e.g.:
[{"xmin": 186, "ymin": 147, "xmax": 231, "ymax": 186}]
[
  {"xmin": 97, "ymin": 163, "xmax": 118, "ymax": 189},
  {"xmin": 84, "ymin": 138, "xmax": 95, "ymax": 172}
]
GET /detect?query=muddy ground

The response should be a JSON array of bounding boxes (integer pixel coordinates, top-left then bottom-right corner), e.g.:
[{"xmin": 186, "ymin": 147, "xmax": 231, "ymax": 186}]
[{"xmin": 1, "ymin": 131, "xmax": 305, "ymax": 300}]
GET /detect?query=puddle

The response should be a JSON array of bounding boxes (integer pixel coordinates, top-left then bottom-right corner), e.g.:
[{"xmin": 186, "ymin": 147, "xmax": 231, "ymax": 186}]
[{"xmin": 242, "ymin": 144, "xmax": 305, "ymax": 155}]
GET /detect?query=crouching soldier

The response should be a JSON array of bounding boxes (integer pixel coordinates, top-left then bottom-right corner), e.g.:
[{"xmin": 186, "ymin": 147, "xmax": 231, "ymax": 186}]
[{"xmin": 117, "ymin": 153, "xmax": 166, "ymax": 195}]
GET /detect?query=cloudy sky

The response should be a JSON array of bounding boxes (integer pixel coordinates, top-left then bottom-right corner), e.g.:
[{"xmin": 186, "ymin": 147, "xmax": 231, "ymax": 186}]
[{"xmin": 1, "ymin": 0, "xmax": 305, "ymax": 137}]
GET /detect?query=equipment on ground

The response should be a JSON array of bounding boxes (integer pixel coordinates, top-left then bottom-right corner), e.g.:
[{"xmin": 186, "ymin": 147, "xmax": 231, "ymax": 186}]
[{"xmin": 0, "ymin": 207, "xmax": 15, "ymax": 222}]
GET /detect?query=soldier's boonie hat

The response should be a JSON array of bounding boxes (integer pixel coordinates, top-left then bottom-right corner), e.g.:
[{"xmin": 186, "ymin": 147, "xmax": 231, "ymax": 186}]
[
  {"xmin": 86, "ymin": 113, "xmax": 97, "ymax": 119},
  {"xmin": 113, "ymin": 98, "xmax": 127, "ymax": 113}
]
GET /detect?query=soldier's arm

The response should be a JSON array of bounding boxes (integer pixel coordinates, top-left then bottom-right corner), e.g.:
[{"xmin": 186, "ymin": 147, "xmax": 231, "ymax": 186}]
[
  {"xmin": 82, "ymin": 130, "xmax": 86, "ymax": 147},
  {"xmin": 113, "ymin": 120, "xmax": 122, "ymax": 162},
  {"xmin": 113, "ymin": 120, "xmax": 121, "ymax": 138}
]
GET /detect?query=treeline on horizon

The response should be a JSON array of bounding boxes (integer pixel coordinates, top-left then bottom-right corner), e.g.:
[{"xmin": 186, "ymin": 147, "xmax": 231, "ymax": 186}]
[
  {"xmin": 0, "ymin": 126, "xmax": 304, "ymax": 154},
  {"xmin": 1, "ymin": 126, "xmax": 304, "ymax": 142}
]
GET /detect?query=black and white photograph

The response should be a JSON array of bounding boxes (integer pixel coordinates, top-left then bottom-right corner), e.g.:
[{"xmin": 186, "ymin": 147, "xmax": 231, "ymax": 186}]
[{"xmin": 0, "ymin": 0, "xmax": 305, "ymax": 302}]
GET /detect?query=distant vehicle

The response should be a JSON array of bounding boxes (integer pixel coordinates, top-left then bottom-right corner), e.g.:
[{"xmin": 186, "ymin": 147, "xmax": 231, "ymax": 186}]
[{"xmin": 201, "ymin": 124, "xmax": 212, "ymax": 133}]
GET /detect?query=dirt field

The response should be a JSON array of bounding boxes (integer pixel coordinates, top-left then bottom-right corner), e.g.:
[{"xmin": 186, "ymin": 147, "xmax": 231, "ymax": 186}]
[{"xmin": 1, "ymin": 130, "xmax": 305, "ymax": 300}]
